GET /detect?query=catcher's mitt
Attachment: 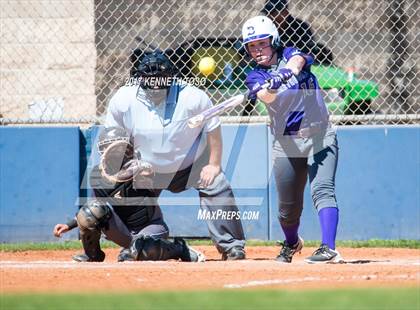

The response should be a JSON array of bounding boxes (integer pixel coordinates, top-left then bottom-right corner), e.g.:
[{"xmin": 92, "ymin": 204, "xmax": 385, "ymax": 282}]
[{"xmin": 99, "ymin": 140, "xmax": 153, "ymax": 183}]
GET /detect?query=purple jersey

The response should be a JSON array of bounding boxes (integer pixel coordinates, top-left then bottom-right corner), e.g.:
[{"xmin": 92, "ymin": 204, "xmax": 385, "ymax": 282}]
[{"xmin": 261, "ymin": 47, "xmax": 330, "ymax": 138}]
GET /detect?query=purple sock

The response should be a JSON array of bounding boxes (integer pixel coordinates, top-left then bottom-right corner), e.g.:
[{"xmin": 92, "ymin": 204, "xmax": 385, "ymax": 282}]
[
  {"xmin": 281, "ymin": 222, "xmax": 299, "ymax": 245},
  {"xmin": 319, "ymin": 207, "xmax": 339, "ymax": 250}
]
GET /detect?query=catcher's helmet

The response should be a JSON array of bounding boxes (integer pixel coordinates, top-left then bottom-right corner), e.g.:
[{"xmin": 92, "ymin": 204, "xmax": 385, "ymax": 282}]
[
  {"xmin": 132, "ymin": 51, "xmax": 177, "ymax": 89},
  {"xmin": 97, "ymin": 126, "xmax": 130, "ymax": 155},
  {"xmin": 242, "ymin": 16, "xmax": 280, "ymax": 53}
]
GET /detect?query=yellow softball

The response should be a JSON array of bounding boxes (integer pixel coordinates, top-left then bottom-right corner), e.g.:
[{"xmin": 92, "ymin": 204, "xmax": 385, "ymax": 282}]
[{"xmin": 198, "ymin": 57, "xmax": 216, "ymax": 76}]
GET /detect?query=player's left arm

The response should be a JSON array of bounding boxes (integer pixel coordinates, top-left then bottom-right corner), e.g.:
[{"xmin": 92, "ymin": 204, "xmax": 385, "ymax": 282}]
[
  {"xmin": 199, "ymin": 126, "xmax": 222, "ymax": 188},
  {"xmin": 283, "ymin": 47, "xmax": 315, "ymax": 74},
  {"xmin": 285, "ymin": 55, "xmax": 307, "ymax": 75},
  {"xmin": 195, "ymin": 90, "xmax": 222, "ymax": 188},
  {"xmin": 257, "ymin": 48, "xmax": 314, "ymax": 103}
]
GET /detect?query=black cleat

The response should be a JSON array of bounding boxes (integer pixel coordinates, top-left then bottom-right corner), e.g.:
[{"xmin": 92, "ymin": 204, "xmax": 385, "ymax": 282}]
[
  {"xmin": 222, "ymin": 246, "xmax": 246, "ymax": 261},
  {"xmin": 276, "ymin": 236, "xmax": 304, "ymax": 263},
  {"xmin": 305, "ymin": 244, "xmax": 344, "ymax": 264},
  {"xmin": 174, "ymin": 237, "xmax": 206, "ymax": 262},
  {"xmin": 72, "ymin": 250, "xmax": 105, "ymax": 262},
  {"xmin": 117, "ymin": 248, "xmax": 135, "ymax": 262}
]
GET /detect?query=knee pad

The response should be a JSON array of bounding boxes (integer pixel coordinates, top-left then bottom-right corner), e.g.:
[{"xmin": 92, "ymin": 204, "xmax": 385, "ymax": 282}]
[{"xmin": 77, "ymin": 199, "xmax": 112, "ymax": 231}]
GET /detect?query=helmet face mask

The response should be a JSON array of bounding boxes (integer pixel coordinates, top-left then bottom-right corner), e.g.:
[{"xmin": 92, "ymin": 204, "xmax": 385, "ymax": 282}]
[
  {"xmin": 242, "ymin": 16, "xmax": 280, "ymax": 57},
  {"xmin": 134, "ymin": 52, "xmax": 177, "ymax": 90}
]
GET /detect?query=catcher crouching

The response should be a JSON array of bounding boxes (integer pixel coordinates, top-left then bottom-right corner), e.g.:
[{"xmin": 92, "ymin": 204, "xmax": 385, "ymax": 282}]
[{"xmin": 53, "ymin": 126, "xmax": 205, "ymax": 263}]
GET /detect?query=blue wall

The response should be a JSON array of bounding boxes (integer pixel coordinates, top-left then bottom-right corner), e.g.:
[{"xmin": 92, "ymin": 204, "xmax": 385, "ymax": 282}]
[
  {"xmin": 0, "ymin": 125, "xmax": 418, "ymax": 242},
  {"xmin": 0, "ymin": 127, "xmax": 80, "ymax": 242}
]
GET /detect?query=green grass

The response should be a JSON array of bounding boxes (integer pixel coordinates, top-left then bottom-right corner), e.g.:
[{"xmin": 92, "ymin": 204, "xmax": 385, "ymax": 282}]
[
  {"xmin": 1, "ymin": 288, "xmax": 419, "ymax": 310},
  {"xmin": 1, "ymin": 239, "xmax": 419, "ymax": 252},
  {"xmin": 0, "ymin": 240, "xmax": 118, "ymax": 252}
]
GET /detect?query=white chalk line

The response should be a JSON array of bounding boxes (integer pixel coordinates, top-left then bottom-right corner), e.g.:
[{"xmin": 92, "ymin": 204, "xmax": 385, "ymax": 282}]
[
  {"xmin": 224, "ymin": 273, "xmax": 420, "ymax": 289},
  {"xmin": 225, "ymin": 277, "xmax": 322, "ymax": 288}
]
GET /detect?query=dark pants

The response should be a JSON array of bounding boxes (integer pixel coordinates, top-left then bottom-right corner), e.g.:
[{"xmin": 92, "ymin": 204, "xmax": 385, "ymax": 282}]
[
  {"xmin": 91, "ymin": 169, "xmax": 169, "ymax": 249},
  {"xmin": 90, "ymin": 153, "xmax": 245, "ymax": 253}
]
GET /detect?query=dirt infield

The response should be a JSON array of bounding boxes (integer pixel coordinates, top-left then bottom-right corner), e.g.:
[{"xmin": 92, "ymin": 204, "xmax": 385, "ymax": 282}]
[{"xmin": 1, "ymin": 246, "xmax": 419, "ymax": 293}]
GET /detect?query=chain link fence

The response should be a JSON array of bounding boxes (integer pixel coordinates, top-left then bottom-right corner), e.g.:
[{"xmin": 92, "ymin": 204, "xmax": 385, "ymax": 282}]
[{"xmin": 1, "ymin": 0, "xmax": 418, "ymax": 125}]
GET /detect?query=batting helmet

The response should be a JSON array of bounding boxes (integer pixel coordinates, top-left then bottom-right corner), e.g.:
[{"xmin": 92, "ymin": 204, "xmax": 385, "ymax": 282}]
[
  {"xmin": 97, "ymin": 126, "xmax": 130, "ymax": 155},
  {"xmin": 242, "ymin": 16, "xmax": 280, "ymax": 53}
]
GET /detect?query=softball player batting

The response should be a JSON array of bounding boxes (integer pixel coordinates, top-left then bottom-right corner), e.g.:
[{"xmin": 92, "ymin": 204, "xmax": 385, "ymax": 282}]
[{"xmin": 241, "ymin": 16, "xmax": 343, "ymax": 263}]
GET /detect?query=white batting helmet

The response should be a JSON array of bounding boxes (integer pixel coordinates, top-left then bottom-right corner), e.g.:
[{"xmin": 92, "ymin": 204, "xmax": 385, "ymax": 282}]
[{"xmin": 242, "ymin": 16, "xmax": 280, "ymax": 50}]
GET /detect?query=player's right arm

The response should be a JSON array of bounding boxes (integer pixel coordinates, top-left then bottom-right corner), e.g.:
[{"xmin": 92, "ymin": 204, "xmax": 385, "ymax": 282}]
[
  {"xmin": 104, "ymin": 89, "xmax": 128, "ymax": 128},
  {"xmin": 53, "ymin": 224, "xmax": 69, "ymax": 237},
  {"xmin": 53, "ymin": 218, "xmax": 78, "ymax": 237}
]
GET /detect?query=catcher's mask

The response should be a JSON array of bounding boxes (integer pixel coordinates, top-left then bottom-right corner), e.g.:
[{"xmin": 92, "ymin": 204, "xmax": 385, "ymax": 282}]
[
  {"xmin": 133, "ymin": 51, "xmax": 177, "ymax": 90},
  {"xmin": 97, "ymin": 126, "xmax": 130, "ymax": 155}
]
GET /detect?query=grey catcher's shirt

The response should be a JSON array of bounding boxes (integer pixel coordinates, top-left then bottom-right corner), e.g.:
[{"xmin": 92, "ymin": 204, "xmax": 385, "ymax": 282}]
[{"xmin": 105, "ymin": 82, "xmax": 220, "ymax": 174}]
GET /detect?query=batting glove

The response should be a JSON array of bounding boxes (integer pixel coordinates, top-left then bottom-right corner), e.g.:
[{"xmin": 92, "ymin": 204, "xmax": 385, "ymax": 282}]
[{"xmin": 269, "ymin": 68, "xmax": 294, "ymax": 89}]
